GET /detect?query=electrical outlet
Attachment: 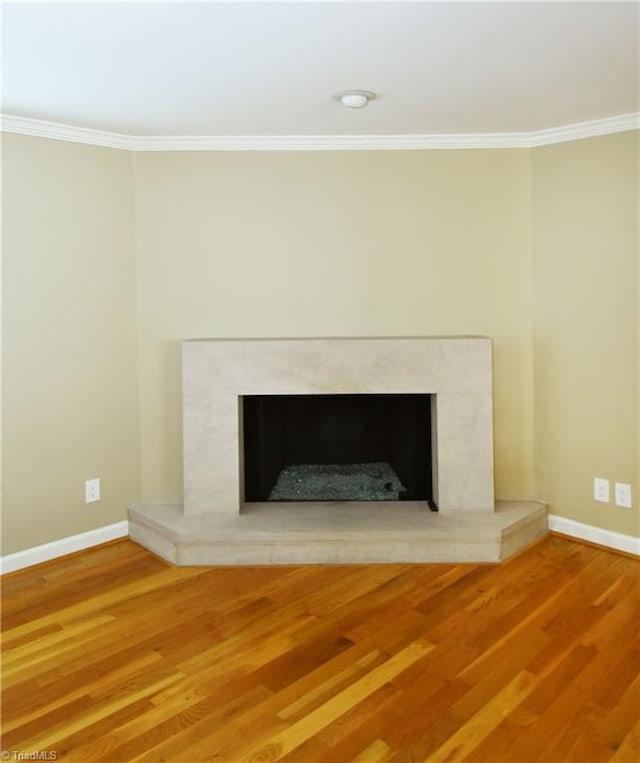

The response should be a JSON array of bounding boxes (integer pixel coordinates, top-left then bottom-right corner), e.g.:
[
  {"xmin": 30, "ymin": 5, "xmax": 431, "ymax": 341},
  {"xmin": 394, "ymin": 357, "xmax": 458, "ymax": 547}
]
[
  {"xmin": 593, "ymin": 477, "xmax": 610, "ymax": 503},
  {"xmin": 85, "ymin": 478, "xmax": 100, "ymax": 503},
  {"xmin": 614, "ymin": 482, "xmax": 632, "ymax": 509}
]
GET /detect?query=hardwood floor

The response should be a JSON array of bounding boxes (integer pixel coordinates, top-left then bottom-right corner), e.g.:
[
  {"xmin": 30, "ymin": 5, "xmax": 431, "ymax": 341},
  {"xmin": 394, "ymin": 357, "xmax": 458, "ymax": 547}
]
[{"xmin": 1, "ymin": 535, "xmax": 639, "ymax": 762}]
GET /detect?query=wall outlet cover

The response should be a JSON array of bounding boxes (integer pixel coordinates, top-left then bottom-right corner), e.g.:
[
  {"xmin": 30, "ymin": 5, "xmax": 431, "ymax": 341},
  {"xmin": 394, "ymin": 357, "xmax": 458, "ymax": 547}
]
[
  {"xmin": 614, "ymin": 482, "xmax": 632, "ymax": 509},
  {"xmin": 85, "ymin": 478, "xmax": 101, "ymax": 504},
  {"xmin": 593, "ymin": 477, "xmax": 610, "ymax": 503}
]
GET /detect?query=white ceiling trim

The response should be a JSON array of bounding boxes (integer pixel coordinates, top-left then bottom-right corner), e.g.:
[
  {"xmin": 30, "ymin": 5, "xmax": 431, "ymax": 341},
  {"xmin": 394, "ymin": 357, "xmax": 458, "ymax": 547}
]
[
  {"xmin": 2, "ymin": 112, "xmax": 638, "ymax": 152},
  {"xmin": 1, "ymin": 115, "xmax": 136, "ymax": 150},
  {"xmin": 528, "ymin": 113, "xmax": 640, "ymax": 147}
]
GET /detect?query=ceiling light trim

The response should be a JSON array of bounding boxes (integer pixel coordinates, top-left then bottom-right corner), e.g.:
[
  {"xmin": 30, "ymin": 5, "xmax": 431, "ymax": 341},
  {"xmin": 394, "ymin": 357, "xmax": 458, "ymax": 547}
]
[
  {"xmin": 2, "ymin": 112, "xmax": 638, "ymax": 151},
  {"xmin": 333, "ymin": 90, "xmax": 378, "ymax": 109}
]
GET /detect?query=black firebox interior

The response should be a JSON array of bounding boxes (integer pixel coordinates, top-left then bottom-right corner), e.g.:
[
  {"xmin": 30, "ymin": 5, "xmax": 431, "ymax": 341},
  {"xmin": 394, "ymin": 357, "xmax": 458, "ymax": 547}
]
[{"xmin": 242, "ymin": 393, "xmax": 433, "ymax": 502}]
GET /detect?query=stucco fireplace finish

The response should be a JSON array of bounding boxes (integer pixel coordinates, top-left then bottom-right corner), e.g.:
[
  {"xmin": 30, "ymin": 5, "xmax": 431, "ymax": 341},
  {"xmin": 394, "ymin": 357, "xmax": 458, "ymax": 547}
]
[{"xmin": 182, "ymin": 336, "xmax": 495, "ymax": 517}]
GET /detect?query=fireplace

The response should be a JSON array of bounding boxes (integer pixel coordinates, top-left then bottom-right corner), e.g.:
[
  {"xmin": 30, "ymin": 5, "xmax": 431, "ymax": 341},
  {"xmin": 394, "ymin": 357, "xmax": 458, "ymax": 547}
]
[
  {"xmin": 181, "ymin": 336, "xmax": 495, "ymax": 516},
  {"xmin": 128, "ymin": 336, "xmax": 548, "ymax": 565},
  {"xmin": 242, "ymin": 393, "xmax": 434, "ymax": 504}
]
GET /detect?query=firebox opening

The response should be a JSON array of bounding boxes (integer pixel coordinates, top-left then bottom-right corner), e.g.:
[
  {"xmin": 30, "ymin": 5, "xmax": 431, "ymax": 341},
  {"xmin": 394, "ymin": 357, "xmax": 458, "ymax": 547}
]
[{"xmin": 242, "ymin": 393, "xmax": 434, "ymax": 504}]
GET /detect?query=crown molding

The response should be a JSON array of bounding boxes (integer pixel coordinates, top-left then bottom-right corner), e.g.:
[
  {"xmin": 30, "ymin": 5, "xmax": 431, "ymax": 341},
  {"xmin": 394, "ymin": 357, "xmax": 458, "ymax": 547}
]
[
  {"xmin": 528, "ymin": 112, "xmax": 640, "ymax": 147},
  {"xmin": 2, "ymin": 112, "xmax": 638, "ymax": 152},
  {"xmin": 0, "ymin": 114, "xmax": 139, "ymax": 150},
  {"xmin": 128, "ymin": 132, "xmax": 534, "ymax": 151}
]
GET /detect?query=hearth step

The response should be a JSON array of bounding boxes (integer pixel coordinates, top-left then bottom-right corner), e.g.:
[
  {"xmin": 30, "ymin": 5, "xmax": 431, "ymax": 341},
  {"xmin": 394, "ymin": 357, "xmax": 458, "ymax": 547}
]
[{"xmin": 128, "ymin": 501, "xmax": 549, "ymax": 566}]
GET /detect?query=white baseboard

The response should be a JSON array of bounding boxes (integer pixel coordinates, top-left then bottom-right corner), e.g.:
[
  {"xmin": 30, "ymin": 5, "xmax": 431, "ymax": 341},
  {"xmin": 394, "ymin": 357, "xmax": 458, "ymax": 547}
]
[
  {"xmin": 2, "ymin": 514, "xmax": 637, "ymax": 573},
  {"xmin": 0, "ymin": 521, "xmax": 129, "ymax": 575},
  {"xmin": 548, "ymin": 514, "xmax": 640, "ymax": 556}
]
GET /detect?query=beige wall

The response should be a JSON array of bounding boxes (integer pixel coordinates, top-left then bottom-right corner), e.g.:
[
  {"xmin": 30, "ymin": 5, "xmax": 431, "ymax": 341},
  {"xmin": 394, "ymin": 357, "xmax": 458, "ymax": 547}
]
[
  {"xmin": 2, "ymin": 134, "xmax": 141, "ymax": 554},
  {"xmin": 133, "ymin": 150, "xmax": 535, "ymax": 504},
  {"xmin": 3, "ymin": 130, "xmax": 638, "ymax": 555},
  {"xmin": 532, "ymin": 131, "xmax": 639, "ymax": 537}
]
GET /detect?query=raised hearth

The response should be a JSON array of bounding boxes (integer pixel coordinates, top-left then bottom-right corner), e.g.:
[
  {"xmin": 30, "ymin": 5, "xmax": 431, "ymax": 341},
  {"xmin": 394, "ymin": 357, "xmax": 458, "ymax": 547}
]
[{"xmin": 130, "ymin": 500, "xmax": 547, "ymax": 565}]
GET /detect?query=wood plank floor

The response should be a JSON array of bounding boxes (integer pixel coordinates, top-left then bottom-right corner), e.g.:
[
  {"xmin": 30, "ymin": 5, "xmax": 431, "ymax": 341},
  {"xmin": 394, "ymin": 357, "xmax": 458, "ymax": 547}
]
[{"xmin": 1, "ymin": 535, "xmax": 639, "ymax": 762}]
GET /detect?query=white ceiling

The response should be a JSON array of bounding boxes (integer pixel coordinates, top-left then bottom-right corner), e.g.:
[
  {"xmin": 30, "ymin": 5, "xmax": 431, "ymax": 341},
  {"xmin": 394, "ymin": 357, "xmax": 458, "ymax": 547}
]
[{"xmin": 2, "ymin": 1, "xmax": 639, "ymax": 138}]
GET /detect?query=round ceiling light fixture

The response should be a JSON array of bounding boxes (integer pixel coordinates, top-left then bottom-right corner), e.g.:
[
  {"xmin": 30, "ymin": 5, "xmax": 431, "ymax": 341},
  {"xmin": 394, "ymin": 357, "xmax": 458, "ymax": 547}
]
[{"xmin": 334, "ymin": 89, "xmax": 377, "ymax": 109}]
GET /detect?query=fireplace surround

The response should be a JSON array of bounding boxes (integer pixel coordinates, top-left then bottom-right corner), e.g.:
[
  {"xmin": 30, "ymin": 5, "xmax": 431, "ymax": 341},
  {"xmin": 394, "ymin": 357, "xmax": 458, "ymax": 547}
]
[
  {"xmin": 183, "ymin": 336, "xmax": 495, "ymax": 516},
  {"xmin": 129, "ymin": 337, "xmax": 547, "ymax": 564}
]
